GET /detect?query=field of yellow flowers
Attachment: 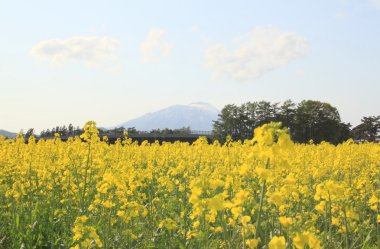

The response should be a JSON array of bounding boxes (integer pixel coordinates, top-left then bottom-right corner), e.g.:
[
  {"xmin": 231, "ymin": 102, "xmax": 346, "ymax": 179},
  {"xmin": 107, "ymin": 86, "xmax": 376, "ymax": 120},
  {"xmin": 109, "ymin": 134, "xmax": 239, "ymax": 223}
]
[{"xmin": 0, "ymin": 121, "xmax": 379, "ymax": 248}]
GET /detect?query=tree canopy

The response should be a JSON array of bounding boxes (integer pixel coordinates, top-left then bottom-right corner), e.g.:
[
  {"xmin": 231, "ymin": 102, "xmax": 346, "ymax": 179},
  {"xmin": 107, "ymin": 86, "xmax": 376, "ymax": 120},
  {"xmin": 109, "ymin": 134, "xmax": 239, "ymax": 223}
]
[
  {"xmin": 351, "ymin": 116, "xmax": 380, "ymax": 142},
  {"xmin": 212, "ymin": 100, "xmax": 354, "ymax": 144}
]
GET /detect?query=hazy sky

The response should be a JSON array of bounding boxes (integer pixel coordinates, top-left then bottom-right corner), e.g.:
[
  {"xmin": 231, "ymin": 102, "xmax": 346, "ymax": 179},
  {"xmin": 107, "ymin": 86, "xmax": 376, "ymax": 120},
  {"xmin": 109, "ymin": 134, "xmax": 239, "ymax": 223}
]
[{"xmin": 1, "ymin": 0, "xmax": 379, "ymax": 132}]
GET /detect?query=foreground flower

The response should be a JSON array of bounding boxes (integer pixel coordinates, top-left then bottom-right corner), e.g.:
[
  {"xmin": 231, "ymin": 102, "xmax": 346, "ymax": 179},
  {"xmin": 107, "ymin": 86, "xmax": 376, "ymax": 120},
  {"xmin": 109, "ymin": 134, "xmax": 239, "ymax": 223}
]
[
  {"xmin": 246, "ymin": 239, "xmax": 260, "ymax": 249},
  {"xmin": 269, "ymin": 236, "xmax": 286, "ymax": 249}
]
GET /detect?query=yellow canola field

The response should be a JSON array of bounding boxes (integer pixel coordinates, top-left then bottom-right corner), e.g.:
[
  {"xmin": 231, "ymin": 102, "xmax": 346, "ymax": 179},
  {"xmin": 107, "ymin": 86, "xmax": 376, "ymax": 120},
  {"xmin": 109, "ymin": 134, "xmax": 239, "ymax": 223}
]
[{"xmin": 0, "ymin": 122, "xmax": 379, "ymax": 249}]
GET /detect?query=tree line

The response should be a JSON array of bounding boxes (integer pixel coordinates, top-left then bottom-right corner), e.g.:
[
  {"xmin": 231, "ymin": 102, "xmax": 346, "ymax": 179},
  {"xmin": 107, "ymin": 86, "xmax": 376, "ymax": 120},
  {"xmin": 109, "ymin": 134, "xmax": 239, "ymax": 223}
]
[
  {"xmin": 38, "ymin": 124, "xmax": 82, "ymax": 138},
  {"xmin": 36, "ymin": 125, "xmax": 193, "ymax": 139},
  {"xmin": 25, "ymin": 99, "xmax": 379, "ymax": 144},
  {"xmin": 212, "ymin": 100, "xmax": 379, "ymax": 144},
  {"xmin": 102, "ymin": 126, "xmax": 192, "ymax": 135}
]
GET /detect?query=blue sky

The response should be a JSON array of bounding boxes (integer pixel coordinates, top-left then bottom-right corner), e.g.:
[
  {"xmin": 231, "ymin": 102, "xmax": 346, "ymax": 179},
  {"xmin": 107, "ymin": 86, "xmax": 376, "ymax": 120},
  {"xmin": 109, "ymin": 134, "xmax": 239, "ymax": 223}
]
[{"xmin": 1, "ymin": 0, "xmax": 379, "ymax": 132}]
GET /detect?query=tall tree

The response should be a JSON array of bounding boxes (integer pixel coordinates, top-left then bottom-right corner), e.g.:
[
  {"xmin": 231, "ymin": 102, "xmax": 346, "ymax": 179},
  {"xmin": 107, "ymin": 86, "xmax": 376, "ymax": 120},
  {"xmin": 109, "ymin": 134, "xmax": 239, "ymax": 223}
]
[
  {"xmin": 293, "ymin": 100, "xmax": 349, "ymax": 144},
  {"xmin": 68, "ymin": 124, "xmax": 74, "ymax": 136},
  {"xmin": 352, "ymin": 116, "xmax": 380, "ymax": 142},
  {"xmin": 60, "ymin": 125, "xmax": 68, "ymax": 136},
  {"xmin": 278, "ymin": 99, "xmax": 296, "ymax": 131},
  {"xmin": 212, "ymin": 104, "xmax": 242, "ymax": 142},
  {"xmin": 212, "ymin": 100, "xmax": 351, "ymax": 144},
  {"xmin": 213, "ymin": 102, "xmax": 281, "ymax": 142},
  {"xmin": 245, "ymin": 102, "xmax": 259, "ymax": 132},
  {"xmin": 25, "ymin": 128, "xmax": 34, "ymax": 140},
  {"xmin": 256, "ymin": 101, "xmax": 279, "ymax": 126}
]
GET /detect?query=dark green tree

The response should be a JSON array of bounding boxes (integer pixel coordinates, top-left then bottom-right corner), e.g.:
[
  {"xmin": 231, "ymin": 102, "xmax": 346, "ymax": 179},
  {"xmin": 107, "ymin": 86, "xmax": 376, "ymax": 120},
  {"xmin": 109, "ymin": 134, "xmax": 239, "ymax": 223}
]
[
  {"xmin": 255, "ymin": 101, "xmax": 279, "ymax": 126},
  {"xmin": 352, "ymin": 116, "xmax": 380, "ymax": 142},
  {"xmin": 293, "ymin": 100, "xmax": 349, "ymax": 144},
  {"xmin": 245, "ymin": 102, "xmax": 259, "ymax": 132},
  {"xmin": 212, "ymin": 100, "xmax": 351, "ymax": 144},
  {"xmin": 68, "ymin": 124, "xmax": 74, "ymax": 136},
  {"xmin": 25, "ymin": 128, "xmax": 34, "ymax": 140},
  {"xmin": 212, "ymin": 104, "xmax": 243, "ymax": 142},
  {"xmin": 212, "ymin": 102, "xmax": 281, "ymax": 142},
  {"xmin": 60, "ymin": 125, "xmax": 68, "ymax": 136},
  {"xmin": 278, "ymin": 99, "xmax": 296, "ymax": 130}
]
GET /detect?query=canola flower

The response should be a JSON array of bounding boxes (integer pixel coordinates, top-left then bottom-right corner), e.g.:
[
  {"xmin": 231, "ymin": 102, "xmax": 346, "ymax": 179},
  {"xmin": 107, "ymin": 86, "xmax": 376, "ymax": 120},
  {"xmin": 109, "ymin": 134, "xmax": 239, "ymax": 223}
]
[{"xmin": 0, "ymin": 121, "xmax": 379, "ymax": 248}]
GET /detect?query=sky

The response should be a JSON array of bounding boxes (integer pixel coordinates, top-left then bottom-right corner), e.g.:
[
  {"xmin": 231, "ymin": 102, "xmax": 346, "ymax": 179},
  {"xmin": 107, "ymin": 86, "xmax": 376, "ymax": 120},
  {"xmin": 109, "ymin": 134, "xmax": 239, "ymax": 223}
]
[{"xmin": 1, "ymin": 0, "xmax": 379, "ymax": 133}]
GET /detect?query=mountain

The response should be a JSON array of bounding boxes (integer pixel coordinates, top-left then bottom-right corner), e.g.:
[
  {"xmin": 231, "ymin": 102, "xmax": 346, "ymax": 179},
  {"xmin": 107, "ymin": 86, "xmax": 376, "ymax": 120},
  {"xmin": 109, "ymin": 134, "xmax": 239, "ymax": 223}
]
[
  {"xmin": 0, "ymin": 129, "xmax": 17, "ymax": 138},
  {"xmin": 119, "ymin": 102, "xmax": 219, "ymax": 131}
]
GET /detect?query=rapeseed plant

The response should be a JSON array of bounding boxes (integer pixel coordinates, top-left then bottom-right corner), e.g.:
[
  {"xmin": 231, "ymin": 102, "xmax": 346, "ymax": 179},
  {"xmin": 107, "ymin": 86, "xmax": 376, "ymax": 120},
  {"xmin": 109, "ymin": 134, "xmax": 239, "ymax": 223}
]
[{"xmin": 0, "ymin": 121, "xmax": 378, "ymax": 248}]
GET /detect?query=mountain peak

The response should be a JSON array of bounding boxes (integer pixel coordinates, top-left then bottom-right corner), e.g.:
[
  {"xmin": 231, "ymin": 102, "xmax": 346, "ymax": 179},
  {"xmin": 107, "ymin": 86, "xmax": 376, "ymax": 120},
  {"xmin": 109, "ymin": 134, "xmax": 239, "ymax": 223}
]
[
  {"xmin": 188, "ymin": 102, "xmax": 219, "ymax": 113},
  {"xmin": 119, "ymin": 102, "xmax": 220, "ymax": 131}
]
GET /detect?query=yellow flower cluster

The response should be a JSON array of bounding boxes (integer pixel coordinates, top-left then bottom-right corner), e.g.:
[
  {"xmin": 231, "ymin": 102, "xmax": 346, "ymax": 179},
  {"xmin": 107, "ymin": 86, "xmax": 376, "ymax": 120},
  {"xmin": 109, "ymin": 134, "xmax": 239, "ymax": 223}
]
[
  {"xmin": 0, "ymin": 121, "xmax": 378, "ymax": 248},
  {"xmin": 71, "ymin": 215, "xmax": 103, "ymax": 248}
]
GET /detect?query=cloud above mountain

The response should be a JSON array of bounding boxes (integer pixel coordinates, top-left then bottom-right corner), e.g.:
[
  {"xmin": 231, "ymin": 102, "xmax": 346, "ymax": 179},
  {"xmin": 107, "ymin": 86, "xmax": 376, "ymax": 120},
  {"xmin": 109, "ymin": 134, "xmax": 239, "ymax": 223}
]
[
  {"xmin": 205, "ymin": 27, "xmax": 308, "ymax": 82},
  {"xmin": 30, "ymin": 36, "xmax": 120, "ymax": 66},
  {"xmin": 140, "ymin": 28, "xmax": 172, "ymax": 63}
]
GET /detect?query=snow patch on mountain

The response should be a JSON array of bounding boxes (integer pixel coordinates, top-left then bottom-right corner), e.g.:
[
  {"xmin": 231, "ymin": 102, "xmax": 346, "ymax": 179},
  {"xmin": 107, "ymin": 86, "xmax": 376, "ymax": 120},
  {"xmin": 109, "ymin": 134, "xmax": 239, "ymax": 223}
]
[{"xmin": 119, "ymin": 102, "xmax": 219, "ymax": 131}]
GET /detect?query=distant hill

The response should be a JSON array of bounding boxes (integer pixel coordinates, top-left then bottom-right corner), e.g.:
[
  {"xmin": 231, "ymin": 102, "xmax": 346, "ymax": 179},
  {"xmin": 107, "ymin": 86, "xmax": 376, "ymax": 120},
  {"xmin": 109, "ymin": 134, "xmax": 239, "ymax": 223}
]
[
  {"xmin": 119, "ymin": 102, "xmax": 219, "ymax": 131},
  {"xmin": 0, "ymin": 129, "xmax": 17, "ymax": 138}
]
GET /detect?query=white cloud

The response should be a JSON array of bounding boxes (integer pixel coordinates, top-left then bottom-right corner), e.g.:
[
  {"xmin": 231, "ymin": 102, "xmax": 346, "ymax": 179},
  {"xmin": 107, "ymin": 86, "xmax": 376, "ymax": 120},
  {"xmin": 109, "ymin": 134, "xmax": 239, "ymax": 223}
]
[
  {"xmin": 205, "ymin": 27, "xmax": 308, "ymax": 82},
  {"xmin": 30, "ymin": 36, "xmax": 120, "ymax": 66},
  {"xmin": 372, "ymin": 0, "xmax": 380, "ymax": 9},
  {"xmin": 140, "ymin": 28, "xmax": 171, "ymax": 63}
]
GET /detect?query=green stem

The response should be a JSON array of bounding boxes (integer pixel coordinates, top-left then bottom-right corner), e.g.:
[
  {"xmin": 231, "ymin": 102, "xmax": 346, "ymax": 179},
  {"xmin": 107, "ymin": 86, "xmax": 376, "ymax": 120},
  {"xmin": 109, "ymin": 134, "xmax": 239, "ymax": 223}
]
[
  {"xmin": 255, "ymin": 159, "xmax": 269, "ymax": 240},
  {"xmin": 255, "ymin": 179, "xmax": 266, "ymax": 240},
  {"xmin": 81, "ymin": 143, "xmax": 91, "ymax": 213},
  {"xmin": 342, "ymin": 207, "xmax": 350, "ymax": 249}
]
